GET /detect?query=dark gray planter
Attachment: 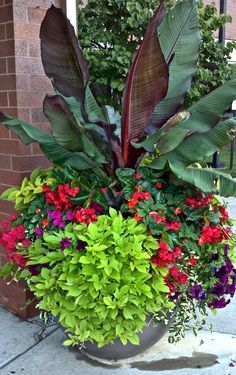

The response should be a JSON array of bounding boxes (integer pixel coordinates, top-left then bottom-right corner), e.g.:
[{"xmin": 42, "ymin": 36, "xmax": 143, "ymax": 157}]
[{"xmin": 79, "ymin": 316, "xmax": 169, "ymax": 361}]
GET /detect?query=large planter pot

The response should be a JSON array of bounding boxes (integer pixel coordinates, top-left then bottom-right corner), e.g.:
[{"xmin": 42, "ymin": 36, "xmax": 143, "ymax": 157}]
[{"xmin": 79, "ymin": 316, "xmax": 169, "ymax": 361}]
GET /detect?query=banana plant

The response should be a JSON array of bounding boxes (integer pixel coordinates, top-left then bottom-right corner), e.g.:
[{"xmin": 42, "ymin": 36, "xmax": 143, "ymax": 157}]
[{"xmin": 1, "ymin": 0, "xmax": 236, "ymax": 196}]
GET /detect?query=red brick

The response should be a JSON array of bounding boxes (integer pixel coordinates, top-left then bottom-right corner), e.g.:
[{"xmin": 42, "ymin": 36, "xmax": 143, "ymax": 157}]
[
  {"xmin": 5, "ymin": 0, "xmax": 13, "ymax": 4},
  {"xmin": 0, "ymin": 5, "xmax": 13, "ymax": 23},
  {"xmin": 12, "ymin": 154, "xmax": 50, "ymax": 171},
  {"xmin": 0, "ymin": 212, "xmax": 9, "ymax": 222},
  {"xmin": 0, "ymin": 198, "xmax": 14, "ymax": 213},
  {"xmin": 0, "ymin": 154, "xmax": 11, "ymax": 169},
  {"xmin": 0, "ymin": 92, "xmax": 8, "ymax": 107},
  {"xmin": 0, "ymin": 40, "xmax": 14, "ymax": 58},
  {"xmin": 5, "ymin": 22, "xmax": 14, "ymax": 40},
  {"xmin": 0, "ymin": 126, "xmax": 9, "ymax": 138},
  {"xmin": 1, "ymin": 107, "xmax": 17, "ymax": 117},
  {"xmin": 0, "ymin": 139, "xmax": 32, "ymax": 155},
  {"xmin": 0, "ymin": 74, "xmax": 16, "ymax": 90},
  {"xmin": 27, "ymin": 7, "xmax": 46, "ymax": 24},
  {"xmin": 0, "ymin": 183, "xmax": 13, "ymax": 195},
  {"xmin": 0, "ymin": 58, "xmax": 7, "ymax": 74},
  {"xmin": 14, "ymin": 22, "xmax": 40, "ymax": 39},
  {"xmin": 7, "ymin": 56, "xmax": 15, "ymax": 73},
  {"xmin": 0, "ymin": 278, "xmax": 38, "ymax": 319},
  {"xmin": 0, "ymin": 170, "xmax": 31, "ymax": 186},
  {"xmin": 32, "ymin": 142, "xmax": 43, "ymax": 154},
  {"xmin": 0, "ymin": 24, "xmax": 6, "ymax": 41},
  {"xmin": 7, "ymin": 91, "xmax": 17, "ymax": 106}
]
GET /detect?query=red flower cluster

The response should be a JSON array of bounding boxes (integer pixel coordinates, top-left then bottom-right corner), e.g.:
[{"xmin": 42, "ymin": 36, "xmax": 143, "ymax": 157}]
[
  {"xmin": 128, "ymin": 191, "xmax": 151, "ymax": 209},
  {"xmin": 134, "ymin": 209, "xmax": 143, "ymax": 222},
  {"xmin": 198, "ymin": 225, "xmax": 223, "ymax": 246},
  {"xmin": 74, "ymin": 207, "xmax": 98, "ymax": 224},
  {"xmin": 151, "ymin": 242, "xmax": 182, "ymax": 267},
  {"xmin": 0, "ymin": 222, "xmax": 28, "ymax": 267},
  {"xmin": 149, "ymin": 212, "xmax": 181, "ymax": 231},
  {"xmin": 186, "ymin": 194, "xmax": 213, "ymax": 208},
  {"xmin": 218, "ymin": 206, "xmax": 229, "ymax": 222},
  {"xmin": 168, "ymin": 266, "xmax": 188, "ymax": 285},
  {"xmin": 43, "ymin": 183, "xmax": 79, "ymax": 211}
]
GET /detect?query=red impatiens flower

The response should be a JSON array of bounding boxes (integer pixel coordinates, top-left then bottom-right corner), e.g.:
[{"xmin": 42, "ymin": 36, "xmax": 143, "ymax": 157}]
[
  {"xmin": 166, "ymin": 221, "xmax": 181, "ymax": 231},
  {"xmin": 134, "ymin": 209, "xmax": 143, "ymax": 222},
  {"xmin": 128, "ymin": 191, "xmax": 151, "ymax": 209},
  {"xmin": 155, "ymin": 182, "xmax": 163, "ymax": 189},
  {"xmin": 218, "ymin": 206, "xmax": 229, "ymax": 222},
  {"xmin": 198, "ymin": 225, "xmax": 223, "ymax": 246},
  {"xmin": 134, "ymin": 173, "xmax": 142, "ymax": 179},
  {"xmin": 189, "ymin": 255, "xmax": 197, "ymax": 266},
  {"xmin": 174, "ymin": 207, "xmax": 181, "ymax": 215},
  {"xmin": 42, "ymin": 219, "xmax": 49, "ymax": 227}
]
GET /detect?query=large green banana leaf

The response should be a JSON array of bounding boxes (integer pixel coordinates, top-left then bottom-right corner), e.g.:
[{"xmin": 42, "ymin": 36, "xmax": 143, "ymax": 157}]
[
  {"xmin": 147, "ymin": 0, "xmax": 199, "ymax": 133},
  {"xmin": 149, "ymin": 118, "xmax": 236, "ymax": 169},
  {"xmin": 179, "ymin": 76, "xmax": 236, "ymax": 133},
  {"xmin": 40, "ymin": 5, "xmax": 88, "ymax": 103},
  {"xmin": 0, "ymin": 114, "xmax": 100, "ymax": 170},
  {"xmin": 43, "ymin": 95, "xmax": 107, "ymax": 163},
  {"xmin": 169, "ymin": 162, "xmax": 236, "ymax": 197}
]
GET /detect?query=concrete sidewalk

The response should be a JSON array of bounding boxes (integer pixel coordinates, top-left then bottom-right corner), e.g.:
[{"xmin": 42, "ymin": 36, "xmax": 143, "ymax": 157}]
[{"xmin": 1, "ymin": 198, "xmax": 236, "ymax": 375}]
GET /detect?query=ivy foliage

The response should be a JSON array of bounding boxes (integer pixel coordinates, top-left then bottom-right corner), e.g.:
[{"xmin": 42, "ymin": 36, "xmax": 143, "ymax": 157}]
[
  {"xmin": 27, "ymin": 208, "xmax": 174, "ymax": 347},
  {"xmin": 77, "ymin": 0, "xmax": 236, "ymax": 108}
]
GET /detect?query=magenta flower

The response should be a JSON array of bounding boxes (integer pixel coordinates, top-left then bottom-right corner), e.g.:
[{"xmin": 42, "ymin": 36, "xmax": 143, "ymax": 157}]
[
  {"xmin": 66, "ymin": 212, "xmax": 74, "ymax": 221},
  {"xmin": 35, "ymin": 226, "xmax": 43, "ymax": 237}
]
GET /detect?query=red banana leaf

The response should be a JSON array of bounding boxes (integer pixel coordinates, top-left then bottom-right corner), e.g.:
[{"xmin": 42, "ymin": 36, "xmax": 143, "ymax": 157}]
[
  {"xmin": 40, "ymin": 5, "xmax": 88, "ymax": 103},
  {"xmin": 121, "ymin": 0, "xmax": 169, "ymax": 165}
]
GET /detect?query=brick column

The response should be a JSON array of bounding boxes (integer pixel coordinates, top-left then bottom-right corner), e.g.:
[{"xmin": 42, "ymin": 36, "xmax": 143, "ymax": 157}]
[{"xmin": 0, "ymin": 0, "xmax": 61, "ymax": 318}]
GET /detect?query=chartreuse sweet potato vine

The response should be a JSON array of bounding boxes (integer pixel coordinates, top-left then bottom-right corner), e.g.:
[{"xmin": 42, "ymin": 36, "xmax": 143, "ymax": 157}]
[{"xmin": 26, "ymin": 208, "xmax": 174, "ymax": 347}]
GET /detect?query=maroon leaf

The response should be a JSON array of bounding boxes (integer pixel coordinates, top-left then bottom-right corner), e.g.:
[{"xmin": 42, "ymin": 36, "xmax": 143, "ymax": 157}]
[
  {"xmin": 121, "ymin": 0, "xmax": 169, "ymax": 164},
  {"xmin": 40, "ymin": 5, "xmax": 88, "ymax": 103}
]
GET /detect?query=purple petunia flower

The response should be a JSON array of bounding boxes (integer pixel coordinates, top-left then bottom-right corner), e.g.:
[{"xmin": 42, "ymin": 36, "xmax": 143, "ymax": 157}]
[
  {"xmin": 211, "ymin": 282, "xmax": 225, "ymax": 296},
  {"xmin": 224, "ymin": 244, "xmax": 230, "ymax": 255},
  {"xmin": 66, "ymin": 212, "xmax": 74, "ymax": 221},
  {"xmin": 208, "ymin": 297, "xmax": 230, "ymax": 309},
  {"xmin": 76, "ymin": 239, "xmax": 87, "ymax": 252},
  {"xmin": 190, "ymin": 284, "xmax": 206, "ymax": 301},
  {"xmin": 35, "ymin": 226, "xmax": 43, "ymax": 237},
  {"xmin": 60, "ymin": 237, "xmax": 72, "ymax": 250}
]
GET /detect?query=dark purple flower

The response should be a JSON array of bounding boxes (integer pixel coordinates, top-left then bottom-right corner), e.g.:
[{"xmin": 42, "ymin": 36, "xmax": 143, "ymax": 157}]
[
  {"xmin": 208, "ymin": 297, "xmax": 230, "ymax": 309},
  {"xmin": 224, "ymin": 244, "xmax": 230, "ymax": 255},
  {"xmin": 211, "ymin": 254, "xmax": 219, "ymax": 261},
  {"xmin": 90, "ymin": 201, "xmax": 104, "ymax": 213},
  {"xmin": 211, "ymin": 282, "xmax": 225, "ymax": 296},
  {"xmin": 53, "ymin": 219, "xmax": 65, "ymax": 228},
  {"xmin": 60, "ymin": 237, "xmax": 71, "ymax": 250},
  {"xmin": 190, "ymin": 284, "xmax": 206, "ymax": 300},
  {"xmin": 76, "ymin": 239, "xmax": 87, "ymax": 251},
  {"xmin": 35, "ymin": 226, "xmax": 43, "ymax": 237},
  {"xmin": 27, "ymin": 265, "xmax": 39, "ymax": 276},
  {"xmin": 66, "ymin": 212, "xmax": 74, "ymax": 221},
  {"xmin": 48, "ymin": 210, "xmax": 62, "ymax": 220}
]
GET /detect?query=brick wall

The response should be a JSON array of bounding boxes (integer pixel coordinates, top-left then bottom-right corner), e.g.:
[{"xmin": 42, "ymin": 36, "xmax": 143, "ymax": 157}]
[
  {"xmin": 0, "ymin": 0, "xmax": 60, "ymax": 318},
  {"xmin": 204, "ymin": 0, "xmax": 236, "ymax": 40}
]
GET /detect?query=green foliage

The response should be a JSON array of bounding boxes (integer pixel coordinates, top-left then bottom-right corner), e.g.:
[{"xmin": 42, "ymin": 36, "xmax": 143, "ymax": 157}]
[
  {"xmin": 0, "ymin": 168, "xmax": 56, "ymax": 210},
  {"xmin": 186, "ymin": 0, "xmax": 236, "ymax": 106},
  {"xmin": 77, "ymin": 0, "xmax": 235, "ymax": 108},
  {"xmin": 27, "ymin": 209, "xmax": 174, "ymax": 347}
]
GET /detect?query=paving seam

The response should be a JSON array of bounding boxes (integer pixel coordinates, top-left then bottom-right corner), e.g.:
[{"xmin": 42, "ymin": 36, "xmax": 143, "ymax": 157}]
[{"xmin": 0, "ymin": 327, "xmax": 59, "ymax": 370}]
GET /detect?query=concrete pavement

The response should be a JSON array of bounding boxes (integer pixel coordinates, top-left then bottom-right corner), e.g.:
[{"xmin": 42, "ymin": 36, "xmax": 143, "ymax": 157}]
[{"xmin": 0, "ymin": 197, "xmax": 236, "ymax": 375}]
